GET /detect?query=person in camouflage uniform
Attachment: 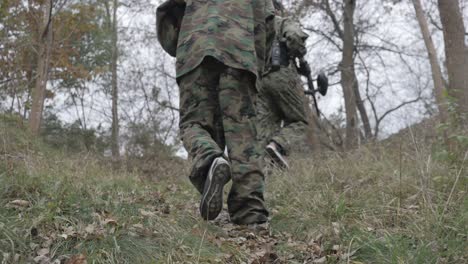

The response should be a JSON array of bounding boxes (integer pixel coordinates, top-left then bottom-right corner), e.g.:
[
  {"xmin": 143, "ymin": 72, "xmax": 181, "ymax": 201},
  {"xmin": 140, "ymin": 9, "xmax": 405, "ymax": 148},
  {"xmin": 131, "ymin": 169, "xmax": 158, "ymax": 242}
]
[
  {"xmin": 156, "ymin": 0, "xmax": 275, "ymax": 225},
  {"xmin": 257, "ymin": 1, "xmax": 312, "ymax": 169}
]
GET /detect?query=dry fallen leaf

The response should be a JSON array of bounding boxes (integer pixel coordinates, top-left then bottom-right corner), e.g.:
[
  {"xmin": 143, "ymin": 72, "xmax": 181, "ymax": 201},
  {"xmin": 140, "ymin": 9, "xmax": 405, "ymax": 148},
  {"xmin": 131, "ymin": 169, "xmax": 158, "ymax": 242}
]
[
  {"xmin": 251, "ymin": 251, "xmax": 279, "ymax": 264},
  {"xmin": 166, "ymin": 184, "xmax": 178, "ymax": 192},
  {"xmin": 8, "ymin": 199, "xmax": 30, "ymax": 208},
  {"xmin": 312, "ymin": 256, "xmax": 327, "ymax": 263},
  {"xmin": 332, "ymin": 245, "xmax": 341, "ymax": 252},
  {"xmin": 341, "ymin": 249, "xmax": 358, "ymax": 260},
  {"xmin": 41, "ymin": 238, "xmax": 53, "ymax": 249},
  {"xmin": 59, "ymin": 226, "xmax": 77, "ymax": 239},
  {"xmin": 315, "ymin": 233, "xmax": 323, "ymax": 243},
  {"xmin": 84, "ymin": 224, "xmax": 95, "ymax": 234},
  {"xmin": 103, "ymin": 218, "xmax": 118, "ymax": 226},
  {"xmin": 37, "ymin": 248, "xmax": 49, "ymax": 256},
  {"xmin": 139, "ymin": 209, "xmax": 155, "ymax": 217},
  {"xmin": 332, "ymin": 222, "xmax": 341, "ymax": 235},
  {"xmin": 34, "ymin": 255, "xmax": 50, "ymax": 264},
  {"xmin": 66, "ymin": 254, "xmax": 87, "ymax": 264},
  {"xmin": 132, "ymin": 223, "xmax": 144, "ymax": 229},
  {"xmin": 309, "ymin": 242, "xmax": 322, "ymax": 255},
  {"xmin": 406, "ymin": 204, "xmax": 420, "ymax": 210}
]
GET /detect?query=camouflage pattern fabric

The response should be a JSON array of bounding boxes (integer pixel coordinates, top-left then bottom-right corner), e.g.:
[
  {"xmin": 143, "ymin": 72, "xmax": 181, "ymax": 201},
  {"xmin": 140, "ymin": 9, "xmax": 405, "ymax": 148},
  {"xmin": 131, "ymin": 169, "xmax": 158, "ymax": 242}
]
[
  {"xmin": 257, "ymin": 16, "xmax": 310, "ymax": 155},
  {"xmin": 172, "ymin": 0, "xmax": 275, "ymax": 79},
  {"xmin": 264, "ymin": 16, "xmax": 308, "ymax": 73},
  {"xmin": 257, "ymin": 66, "xmax": 309, "ymax": 155},
  {"xmin": 280, "ymin": 17, "xmax": 308, "ymax": 58},
  {"xmin": 156, "ymin": 0, "xmax": 185, "ymax": 57},
  {"xmin": 178, "ymin": 57, "xmax": 268, "ymax": 225},
  {"xmin": 157, "ymin": 0, "xmax": 275, "ymax": 224}
]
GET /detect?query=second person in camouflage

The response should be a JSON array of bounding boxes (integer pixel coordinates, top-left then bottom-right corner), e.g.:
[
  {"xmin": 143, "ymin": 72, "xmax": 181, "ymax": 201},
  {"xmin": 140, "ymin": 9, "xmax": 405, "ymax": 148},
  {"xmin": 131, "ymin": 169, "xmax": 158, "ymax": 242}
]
[
  {"xmin": 257, "ymin": 1, "xmax": 313, "ymax": 169},
  {"xmin": 157, "ymin": 0, "xmax": 275, "ymax": 225}
]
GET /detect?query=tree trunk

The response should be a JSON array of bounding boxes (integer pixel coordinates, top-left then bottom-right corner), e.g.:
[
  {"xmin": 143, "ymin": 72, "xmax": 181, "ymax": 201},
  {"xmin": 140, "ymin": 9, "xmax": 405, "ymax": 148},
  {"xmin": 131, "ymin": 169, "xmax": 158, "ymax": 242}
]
[
  {"xmin": 340, "ymin": 0, "xmax": 359, "ymax": 149},
  {"xmin": 412, "ymin": 0, "xmax": 449, "ymax": 125},
  {"xmin": 110, "ymin": 0, "xmax": 120, "ymax": 160},
  {"xmin": 353, "ymin": 73, "xmax": 372, "ymax": 140},
  {"xmin": 437, "ymin": 0, "xmax": 468, "ymax": 126},
  {"xmin": 29, "ymin": 0, "xmax": 53, "ymax": 135}
]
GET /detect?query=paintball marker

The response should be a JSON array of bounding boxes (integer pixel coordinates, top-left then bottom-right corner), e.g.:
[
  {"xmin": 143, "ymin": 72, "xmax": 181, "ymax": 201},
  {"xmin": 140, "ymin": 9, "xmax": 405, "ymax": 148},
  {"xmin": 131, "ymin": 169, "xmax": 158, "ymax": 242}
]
[{"xmin": 298, "ymin": 57, "xmax": 328, "ymax": 115}]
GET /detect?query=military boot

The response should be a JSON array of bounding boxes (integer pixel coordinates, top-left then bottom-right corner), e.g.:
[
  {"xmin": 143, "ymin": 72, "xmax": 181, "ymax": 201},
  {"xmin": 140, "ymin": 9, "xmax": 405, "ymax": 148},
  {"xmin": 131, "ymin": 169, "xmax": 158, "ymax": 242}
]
[
  {"xmin": 200, "ymin": 156, "xmax": 231, "ymax": 220},
  {"xmin": 266, "ymin": 142, "xmax": 289, "ymax": 170}
]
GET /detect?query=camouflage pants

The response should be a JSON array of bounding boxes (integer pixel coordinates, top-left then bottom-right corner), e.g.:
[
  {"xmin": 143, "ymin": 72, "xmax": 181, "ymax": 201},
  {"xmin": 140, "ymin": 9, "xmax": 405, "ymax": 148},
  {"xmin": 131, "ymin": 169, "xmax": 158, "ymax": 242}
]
[
  {"xmin": 257, "ymin": 66, "xmax": 309, "ymax": 155},
  {"xmin": 178, "ymin": 57, "xmax": 268, "ymax": 225}
]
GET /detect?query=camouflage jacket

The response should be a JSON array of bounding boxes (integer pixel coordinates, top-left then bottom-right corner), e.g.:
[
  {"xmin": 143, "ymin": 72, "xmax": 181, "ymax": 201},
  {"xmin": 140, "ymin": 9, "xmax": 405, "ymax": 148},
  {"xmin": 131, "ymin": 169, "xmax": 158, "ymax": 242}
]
[
  {"xmin": 157, "ymin": 0, "xmax": 275, "ymax": 79},
  {"xmin": 264, "ymin": 16, "xmax": 308, "ymax": 74},
  {"xmin": 156, "ymin": 0, "xmax": 185, "ymax": 57}
]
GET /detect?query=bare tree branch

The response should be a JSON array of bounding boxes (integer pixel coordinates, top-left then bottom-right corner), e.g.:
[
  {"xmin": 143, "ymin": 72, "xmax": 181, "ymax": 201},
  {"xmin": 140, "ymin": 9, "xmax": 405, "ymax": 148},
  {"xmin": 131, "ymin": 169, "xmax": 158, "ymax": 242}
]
[{"xmin": 374, "ymin": 95, "xmax": 423, "ymax": 138}]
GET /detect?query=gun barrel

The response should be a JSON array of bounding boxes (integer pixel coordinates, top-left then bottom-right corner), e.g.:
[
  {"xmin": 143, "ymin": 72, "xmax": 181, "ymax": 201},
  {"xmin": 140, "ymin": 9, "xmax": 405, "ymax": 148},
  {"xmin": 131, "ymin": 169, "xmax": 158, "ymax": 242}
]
[{"xmin": 299, "ymin": 58, "xmax": 321, "ymax": 116}]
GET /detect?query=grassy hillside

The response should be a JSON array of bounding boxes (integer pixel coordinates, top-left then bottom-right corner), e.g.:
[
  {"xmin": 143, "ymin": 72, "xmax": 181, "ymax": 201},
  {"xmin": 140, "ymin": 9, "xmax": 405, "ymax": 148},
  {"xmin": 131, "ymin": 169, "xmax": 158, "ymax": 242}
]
[{"xmin": 1, "ymin": 115, "xmax": 466, "ymax": 263}]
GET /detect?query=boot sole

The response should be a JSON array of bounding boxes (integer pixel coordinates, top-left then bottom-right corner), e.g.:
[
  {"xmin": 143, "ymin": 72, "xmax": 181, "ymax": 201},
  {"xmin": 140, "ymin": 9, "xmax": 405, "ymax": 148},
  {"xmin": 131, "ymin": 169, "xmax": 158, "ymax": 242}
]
[
  {"xmin": 266, "ymin": 146, "xmax": 289, "ymax": 169},
  {"xmin": 200, "ymin": 161, "xmax": 231, "ymax": 220}
]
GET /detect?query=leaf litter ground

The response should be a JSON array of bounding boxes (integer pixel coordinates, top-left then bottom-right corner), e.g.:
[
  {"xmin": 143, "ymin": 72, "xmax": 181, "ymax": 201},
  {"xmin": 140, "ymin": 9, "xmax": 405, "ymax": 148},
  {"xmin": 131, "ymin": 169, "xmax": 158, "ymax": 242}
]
[{"xmin": 1, "ymin": 131, "xmax": 466, "ymax": 263}]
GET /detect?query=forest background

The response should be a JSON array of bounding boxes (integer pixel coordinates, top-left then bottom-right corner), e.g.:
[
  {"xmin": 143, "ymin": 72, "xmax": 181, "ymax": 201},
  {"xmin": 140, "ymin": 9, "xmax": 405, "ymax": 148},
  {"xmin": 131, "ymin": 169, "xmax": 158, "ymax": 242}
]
[{"xmin": 1, "ymin": 0, "xmax": 467, "ymax": 159}]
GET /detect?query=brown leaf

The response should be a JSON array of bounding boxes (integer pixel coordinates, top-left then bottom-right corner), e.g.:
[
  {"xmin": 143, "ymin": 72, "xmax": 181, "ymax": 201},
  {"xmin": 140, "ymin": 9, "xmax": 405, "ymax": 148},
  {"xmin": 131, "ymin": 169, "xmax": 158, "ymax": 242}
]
[
  {"xmin": 312, "ymin": 256, "xmax": 327, "ymax": 263},
  {"xmin": 331, "ymin": 244, "xmax": 342, "ymax": 255},
  {"xmin": 103, "ymin": 218, "xmax": 118, "ymax": 226},
  {"xmin": 65, "ymin": 226, "xmax": 76, "ymax": 235},
  {"xmin": 41, "ymin": 239, "xmax": 53, "ymax": 249},
  {"xmin": 251, "ymin": 251, "xmax": 279, "ymax": 264},
  {"xmin": 331, "ymin": 222, "xmax": 341, "ymax": 235},
  {"xmin": 214, "ymin": 238, "xmax": 223, "ymax": 248},
  {"xmin": 341, "ymin": 249, "xmax": 358, "ymax": 259},
  {"xmin": 84, "ymin": 224, "xmax": 95, "ymax": 234},
  {"xmin": 37, "ymin": 248, "xmax": 49, "ymax": 256},
  {"xmin": 139, "ymin": 209, "xmax": 155, "ymax": 217},
  {"xmin": 166, "ymin": 184, "xmax": 178, "ymax": 192},
  {"xmin": 132, "ymin": 223, "xmax": 144, "ymax": 229},
  {"xmin": 34, "ymin": 255, "xmax": 50, "ymax": 264},
  {"xmin": 406, "ymin": 204, "xmax": 420, "ymax": 210},
  {"xmin": 8, "ymin": 199, "xmax": 30, "ymax": 208},
  {"xmin": 315, "ymin": 233, "xmax": 323, "ymax": 243},
  {"xmin": 66, "ymin": 254, "xmax": 87, "ymax": 264},
  {"xmin": 309, "ymin": 242, "xmax": 322, "ymax": 256}
]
